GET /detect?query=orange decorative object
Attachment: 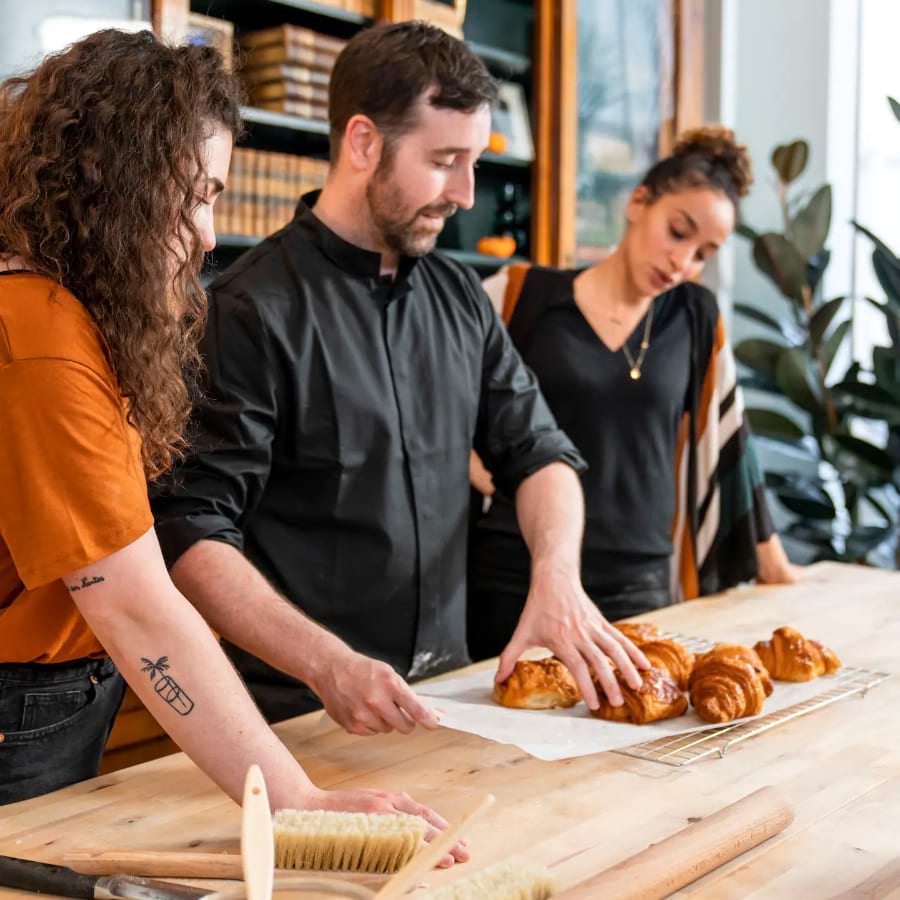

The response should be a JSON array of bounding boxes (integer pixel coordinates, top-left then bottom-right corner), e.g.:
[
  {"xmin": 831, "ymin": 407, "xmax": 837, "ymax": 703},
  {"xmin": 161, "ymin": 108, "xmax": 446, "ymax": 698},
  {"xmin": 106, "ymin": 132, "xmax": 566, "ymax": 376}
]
[
  {"xmin": 488, "ymin": 131, "xmax": 508, "ymax": 154},
  {"xmin": 476, "ymin": 235, "xmax": 517, "ymax": 258}
]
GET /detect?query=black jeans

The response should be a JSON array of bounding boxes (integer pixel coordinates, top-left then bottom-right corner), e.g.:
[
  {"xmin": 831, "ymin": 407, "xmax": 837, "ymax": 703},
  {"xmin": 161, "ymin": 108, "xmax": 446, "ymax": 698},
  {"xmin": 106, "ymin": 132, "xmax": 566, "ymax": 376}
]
[{"xmin": 0, "ymin": 657, "xmax": 125, "ymax": 805}]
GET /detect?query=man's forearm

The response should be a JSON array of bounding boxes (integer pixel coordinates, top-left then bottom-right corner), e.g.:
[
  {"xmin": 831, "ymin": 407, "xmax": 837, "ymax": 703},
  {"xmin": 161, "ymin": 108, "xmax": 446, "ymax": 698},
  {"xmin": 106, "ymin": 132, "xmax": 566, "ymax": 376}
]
[
  {"xmin": 515, "ymin": 462, "xmax": 585, "ymax": 577},
  {"xmin": 171, "ymin": 539, "xmax": 350, "ymax": 694}
]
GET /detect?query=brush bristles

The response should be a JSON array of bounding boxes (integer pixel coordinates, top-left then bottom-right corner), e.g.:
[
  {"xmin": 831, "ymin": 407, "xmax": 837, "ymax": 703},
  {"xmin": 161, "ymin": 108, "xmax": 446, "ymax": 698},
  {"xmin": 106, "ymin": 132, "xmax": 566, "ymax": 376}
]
[
  {"xmin": 427, "ymin": 861, "xmax": 557, "ymax": 899},
  {"xmin": 272, "ymin": 809, "xmax": 428, "ymax": 874}
]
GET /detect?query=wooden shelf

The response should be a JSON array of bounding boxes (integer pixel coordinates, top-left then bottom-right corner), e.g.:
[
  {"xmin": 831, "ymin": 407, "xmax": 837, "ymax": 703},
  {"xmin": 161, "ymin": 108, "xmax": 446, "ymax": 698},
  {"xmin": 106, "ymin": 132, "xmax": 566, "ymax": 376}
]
[
  {"xmin": 443, "ymin": 249, "xmax": 528, "ymax": 268},
  {"xmin": 467, "ymin": 40, "xmax": 531, "ymax": 77},
  {"xmin": 190, "ymin": 0, "xmax": 372, "ymax": 30},
  {"xmin": 212, "ymin": 236, "xmax": 527, "ymax": 271},
  {"xmin": 215, "ymin": 234, "xmax": 261, "ymax": 249},
  {"xmin": 481, "ymin": 151, "xmax": 532, "ymax": 170},
  {"xmin": 241, "ymin": 106, "xmax": 329, "ymax": 136},
  {"xmin": 239, "ymin": 110, "xmax": 530, "ymax": 166}
]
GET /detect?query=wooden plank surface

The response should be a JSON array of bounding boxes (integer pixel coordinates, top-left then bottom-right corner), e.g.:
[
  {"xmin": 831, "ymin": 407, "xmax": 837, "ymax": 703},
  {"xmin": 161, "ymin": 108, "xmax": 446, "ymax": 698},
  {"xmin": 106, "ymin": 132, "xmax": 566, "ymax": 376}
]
[{"xmin": 1, "ymin": 562, "xmax": 898, "ymax": 898}]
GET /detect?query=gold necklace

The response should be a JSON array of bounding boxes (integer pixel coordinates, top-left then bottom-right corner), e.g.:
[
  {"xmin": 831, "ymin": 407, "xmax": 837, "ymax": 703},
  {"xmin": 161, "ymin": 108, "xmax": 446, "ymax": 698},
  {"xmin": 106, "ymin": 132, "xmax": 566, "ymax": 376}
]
[{"xmin": 621, "ymin": 299, "xmax": 655, "ymax": 381}]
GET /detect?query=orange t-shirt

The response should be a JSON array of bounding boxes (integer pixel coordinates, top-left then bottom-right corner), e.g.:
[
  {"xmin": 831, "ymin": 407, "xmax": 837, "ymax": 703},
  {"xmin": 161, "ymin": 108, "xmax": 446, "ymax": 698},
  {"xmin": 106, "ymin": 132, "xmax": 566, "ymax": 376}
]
[{"xmin": 0, "ymin": 273, "xmax": 153, "ymax": 663}]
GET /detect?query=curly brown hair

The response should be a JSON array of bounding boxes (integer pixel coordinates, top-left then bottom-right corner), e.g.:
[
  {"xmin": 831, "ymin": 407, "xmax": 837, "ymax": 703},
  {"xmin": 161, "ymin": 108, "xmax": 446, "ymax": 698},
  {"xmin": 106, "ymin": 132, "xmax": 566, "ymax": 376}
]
[
  {"xmin": 0, "ymin": 29, "xmax": 243, "ymax": 480},
  {"xmin": 641, "ymin": 126, "xmax": 753, "ymax": 208}
]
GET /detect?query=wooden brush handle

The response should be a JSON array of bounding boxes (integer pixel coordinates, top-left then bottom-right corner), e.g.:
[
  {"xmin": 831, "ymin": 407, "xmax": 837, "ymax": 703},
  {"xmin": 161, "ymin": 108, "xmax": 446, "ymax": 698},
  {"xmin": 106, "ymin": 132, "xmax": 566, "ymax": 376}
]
[
  {"xmin": 373, "ymin": 795, "xmax": 495, "ymax": 900},
  {"xmin": 241, "ymin": 765, "xmax": 274, "ymax": 900},
  {"xmin": 63, "ymin": 851, "xmax": 245, "ymax": 879},
  {"xmin": 555, "ymin": 786, "xmax": 794, "ymax": 900}
]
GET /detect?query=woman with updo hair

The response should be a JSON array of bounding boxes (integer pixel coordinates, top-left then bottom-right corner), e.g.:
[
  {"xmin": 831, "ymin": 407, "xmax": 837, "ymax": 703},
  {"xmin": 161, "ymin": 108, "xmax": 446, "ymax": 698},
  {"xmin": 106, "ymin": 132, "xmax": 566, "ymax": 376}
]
[{"xmin": 468, "ymin": 127, "xmax": 797, "ymax": 664}]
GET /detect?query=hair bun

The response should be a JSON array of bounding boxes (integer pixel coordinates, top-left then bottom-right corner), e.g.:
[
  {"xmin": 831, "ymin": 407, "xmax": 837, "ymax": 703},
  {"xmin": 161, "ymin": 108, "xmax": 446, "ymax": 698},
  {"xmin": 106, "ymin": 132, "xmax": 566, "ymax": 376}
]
[{"xmin": 673, "ymin": 126, "xmax": 753, "ymax": 198}]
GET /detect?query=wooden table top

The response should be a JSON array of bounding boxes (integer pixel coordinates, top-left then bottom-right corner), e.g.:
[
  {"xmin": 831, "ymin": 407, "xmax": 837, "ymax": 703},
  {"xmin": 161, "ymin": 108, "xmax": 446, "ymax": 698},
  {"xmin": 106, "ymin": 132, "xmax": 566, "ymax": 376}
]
[{"xmin": 2, "ymin": 562, "xmax": 899, "ymax": 899}]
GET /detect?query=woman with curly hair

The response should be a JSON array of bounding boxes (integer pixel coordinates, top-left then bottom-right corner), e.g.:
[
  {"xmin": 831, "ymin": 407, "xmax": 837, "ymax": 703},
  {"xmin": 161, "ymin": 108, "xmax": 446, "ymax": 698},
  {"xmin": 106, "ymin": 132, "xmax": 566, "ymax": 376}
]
[
  {"xmin": 469, "ymin": 128, "xmax": 799, "ymax": 667},
  {"xmin": 0, "ymin": 29, "xmax": 466, "ymax": 856}
]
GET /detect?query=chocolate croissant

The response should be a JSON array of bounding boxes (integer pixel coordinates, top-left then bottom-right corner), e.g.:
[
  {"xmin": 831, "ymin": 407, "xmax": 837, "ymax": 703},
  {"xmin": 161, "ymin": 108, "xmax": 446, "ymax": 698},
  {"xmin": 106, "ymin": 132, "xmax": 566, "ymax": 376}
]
[
  {"xmin": 493, "ymin": 657, "xmax": 581, "ymax": 709},
  {"xmin": 640, "ymin": 639, "xmax": 695, "ymax": 691},
  {"xmin": 754, "ymin": 626, "xmax": 842, "ymax": 682},
  {"xmin": 615, "ymin": 622, "xmax": 660, "ymax": 646},
  {"xmin": 590, "ymin": 666, "xmax": 688, "ymax": 725},
  {"xmin": 689, "ymin": 644, "xmax": 772, "ymax": 723}
]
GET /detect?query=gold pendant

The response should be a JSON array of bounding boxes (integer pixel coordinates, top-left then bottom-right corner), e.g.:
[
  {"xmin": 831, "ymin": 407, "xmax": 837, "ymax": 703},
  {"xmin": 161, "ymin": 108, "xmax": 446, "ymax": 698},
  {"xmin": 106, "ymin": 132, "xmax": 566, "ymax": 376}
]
[{"xmin": 629, "ymin": 367, "xmax": 641, "ymax": 380}]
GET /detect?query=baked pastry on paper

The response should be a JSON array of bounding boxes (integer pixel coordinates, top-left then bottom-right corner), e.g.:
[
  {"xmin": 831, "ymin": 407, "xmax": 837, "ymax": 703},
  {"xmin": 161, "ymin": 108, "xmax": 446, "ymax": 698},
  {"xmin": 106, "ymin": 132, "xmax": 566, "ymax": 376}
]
[{"xmin": 493, "ymin": 657, "xmax": 581, "ymax": 709}]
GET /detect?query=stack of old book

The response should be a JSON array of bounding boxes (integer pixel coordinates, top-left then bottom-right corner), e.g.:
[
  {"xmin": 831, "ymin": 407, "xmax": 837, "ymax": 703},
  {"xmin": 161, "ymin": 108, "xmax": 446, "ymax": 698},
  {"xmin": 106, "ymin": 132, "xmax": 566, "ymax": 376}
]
[
  {"xmin": 240, "ymin": 24, "xmax": 346, "ymax": 120},
  {"xmin": 216, "ymin": 148, "xmax": 330, "ymax": 239}
]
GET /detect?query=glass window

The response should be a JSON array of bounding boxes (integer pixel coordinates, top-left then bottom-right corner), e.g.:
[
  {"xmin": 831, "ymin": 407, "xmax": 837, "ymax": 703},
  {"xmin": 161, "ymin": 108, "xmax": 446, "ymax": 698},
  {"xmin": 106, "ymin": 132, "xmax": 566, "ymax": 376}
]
[{"xmin": 575, "ymin": 0, "xmax": 674, "ymax": 263}]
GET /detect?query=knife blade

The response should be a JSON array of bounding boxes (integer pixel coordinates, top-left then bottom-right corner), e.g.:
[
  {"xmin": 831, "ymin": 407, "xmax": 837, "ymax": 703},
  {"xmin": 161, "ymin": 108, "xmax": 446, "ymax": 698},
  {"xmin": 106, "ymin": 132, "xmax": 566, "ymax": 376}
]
[{"xmin": 0, "ymin": 855, "xmax": 213, "ymax": 900}]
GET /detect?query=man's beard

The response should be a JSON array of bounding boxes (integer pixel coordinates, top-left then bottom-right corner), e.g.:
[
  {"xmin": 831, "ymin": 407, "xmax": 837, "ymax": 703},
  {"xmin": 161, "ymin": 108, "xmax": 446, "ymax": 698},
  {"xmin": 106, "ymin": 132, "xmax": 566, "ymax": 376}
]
[{"xmin": 366, "ymin": 155, "xmax": 458, "ymax": 257}]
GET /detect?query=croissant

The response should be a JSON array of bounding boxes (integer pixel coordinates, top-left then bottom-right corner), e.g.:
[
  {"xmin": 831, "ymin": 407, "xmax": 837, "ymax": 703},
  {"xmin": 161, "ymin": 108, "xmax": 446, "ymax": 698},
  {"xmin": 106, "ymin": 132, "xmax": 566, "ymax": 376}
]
[
  {"xmin": 640, "ymin": 639, "xmax": 695, "ymax": 691},
  {"xmin": 689, "ymin": 644, "xmax": 772, "ymax": 723},
  {"xmin": 493, "ymin": 657, "xmax": 581, "ymax": 709},
  {"xmin": 695, "ymin": 644, "xmax": 774, "ymax": 697},
  {"xmin": 754, "ymin": 627, "xmax": 842, "ymax": 682},
  {"xmin": 615, "ymin": 622, "xmax": 660, "ymax": 646},
  {"xmin": 590, "ymin": 666, "xmax": 688, "ymax": 725}
]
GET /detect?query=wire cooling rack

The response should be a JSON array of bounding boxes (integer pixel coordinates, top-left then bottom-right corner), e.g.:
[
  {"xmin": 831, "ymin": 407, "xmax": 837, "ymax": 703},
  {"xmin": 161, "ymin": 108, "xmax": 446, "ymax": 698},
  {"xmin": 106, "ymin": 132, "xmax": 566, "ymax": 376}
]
[{"xmin": 614, "ymin": 631, "xmax": 890, "ymax": 767}]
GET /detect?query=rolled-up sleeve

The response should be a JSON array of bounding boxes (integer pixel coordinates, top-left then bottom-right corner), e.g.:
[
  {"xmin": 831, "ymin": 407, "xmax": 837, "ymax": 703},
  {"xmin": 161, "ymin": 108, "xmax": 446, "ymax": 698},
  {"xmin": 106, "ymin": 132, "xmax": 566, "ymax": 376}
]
[
  {"xmin": 150, "ymin": 284, "xmax": 280, "ymax": 568},
  {"xmin": 470, "ymin": 273, "xmax": 587, "ymax": 497}
]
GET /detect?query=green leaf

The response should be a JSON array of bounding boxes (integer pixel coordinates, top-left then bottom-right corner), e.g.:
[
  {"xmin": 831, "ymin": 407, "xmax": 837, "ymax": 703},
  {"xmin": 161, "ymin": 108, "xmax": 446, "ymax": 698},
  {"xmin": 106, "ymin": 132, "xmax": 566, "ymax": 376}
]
[
  {"xmin": 831, "ymin": 380, "xmax": 900, "ymax": 424},
  {"xmin": 769, "ymin": 473, "xmax": 836, "ymax": 520},
  {"xmin": 846, "ymin": 524, "xmax": 894, "ymax": 560},
  {"xmin": 864, "ymin": 489, "xmax": 894, "ymax": 526},
  {"xmin": 746, "ymin": 407, "xmax": 806, "ymax": 442},
  {"xmin": 889, "ymin": 96, "xmax": 900, "ymax": 124},
  {"xmin": 827, "ymin": 433, "xmax": 895, "ymax": 484},
  {"xmin": 873, "ymin": 346, "xmax": 900, "ymax": 398},
  {"xmin": 786, "ymin": 520, "xmax": 839, "ymax": 554},
  {"xmin": 734, "ymin": 338, "xmax": 788, "ymax": 377},
  {"xmin": 775, "ymin": 492, "xmax": 837, "ymax": 520},
  {"xmin": 736, "ymin": 222, "xmax": 758, "ymax": 242},
  {"xmin": 754, "ymin": 233, "xmax": 809, "ymax": 301},
  {"xmin": 771, "ymin": 140, "xmax": 809, "ymax": 184},
  {"xmin": 852, "ymin": 220, "xmax": 898, "ymax": 262},
  {"xmin": 792, "ymin": 185, "xmax": 832, "ymax": 259},
  {"xmin": 776, "ymin": 347, "xmax": 822, "ymax": 413},
  {"xmin": 873, "ymin": 248, "xmax": 900, "ymax": 306},
  {"xmin": 823, "ymin": 319, "xmax": 851, "ymax": 377},
  {"xmin": 733, "ymin": 303, "xmax": 798, "ymax": 342},
  {"xmin": 808, "ymin": 296, "xmax": 846, "ymax": 347}
]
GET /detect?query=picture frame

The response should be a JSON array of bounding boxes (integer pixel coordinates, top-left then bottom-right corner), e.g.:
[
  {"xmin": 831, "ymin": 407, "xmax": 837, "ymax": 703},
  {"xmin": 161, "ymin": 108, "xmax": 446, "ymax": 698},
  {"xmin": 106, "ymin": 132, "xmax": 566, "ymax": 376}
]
[
  {"xmin": 185, "ymin": 12, "xmax": 234, "ymax": 72},
  {"xmin": 492, "ymin": 80, "xmax": 534, "ymax": 162}
]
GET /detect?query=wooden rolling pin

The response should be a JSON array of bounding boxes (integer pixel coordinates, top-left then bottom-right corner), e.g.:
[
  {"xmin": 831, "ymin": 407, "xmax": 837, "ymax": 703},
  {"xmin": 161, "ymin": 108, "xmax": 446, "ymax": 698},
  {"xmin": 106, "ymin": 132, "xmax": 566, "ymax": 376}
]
[{"xmin": 555, "ymin": 786, "xmax": 793, "ymax": 900}]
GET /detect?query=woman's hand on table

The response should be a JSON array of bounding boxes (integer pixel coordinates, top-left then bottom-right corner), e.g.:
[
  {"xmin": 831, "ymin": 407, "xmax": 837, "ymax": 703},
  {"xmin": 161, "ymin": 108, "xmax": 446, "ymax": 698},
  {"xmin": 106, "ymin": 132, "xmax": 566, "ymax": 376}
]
[
  {"xmin": 310, "ymin": 647, "xmax": 441, "ymax": 736},
  {"xmin": 756, "ymin": 534, "xmax": 803, "ymax": 585},
  {"xmin": 495, "ymin": 561, "xmax": 650, "ymax": 710},
  {"xmin": 292, "ymin": 787, "xmax": 469, "ymax": 867}
]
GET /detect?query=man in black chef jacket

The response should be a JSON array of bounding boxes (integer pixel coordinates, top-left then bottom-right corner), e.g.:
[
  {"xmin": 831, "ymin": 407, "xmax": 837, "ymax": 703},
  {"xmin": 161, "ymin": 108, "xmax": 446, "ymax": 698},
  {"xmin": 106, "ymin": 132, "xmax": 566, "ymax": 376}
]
[{"xmin": 151, "ymin": 21, "xmax": 648, "ymax": 731}]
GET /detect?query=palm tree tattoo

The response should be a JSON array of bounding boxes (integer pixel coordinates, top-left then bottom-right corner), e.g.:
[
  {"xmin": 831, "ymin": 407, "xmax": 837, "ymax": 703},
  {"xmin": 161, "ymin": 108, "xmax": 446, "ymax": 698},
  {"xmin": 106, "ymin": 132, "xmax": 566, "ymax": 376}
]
[{"xmin": 140, "ymin": 656, "xmax": 195, "ymax": 716}]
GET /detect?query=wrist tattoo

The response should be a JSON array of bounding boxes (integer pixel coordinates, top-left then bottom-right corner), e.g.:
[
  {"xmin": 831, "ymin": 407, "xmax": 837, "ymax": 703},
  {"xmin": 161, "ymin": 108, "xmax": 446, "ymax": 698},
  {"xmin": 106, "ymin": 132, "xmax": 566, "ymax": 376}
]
[
  {"xmin": 66, "ymin": 575, "xmax": 105, "ymax": 592},
  {"xmin": 140, "ymin": 656, "xmax": 195, "ymax": 716}
]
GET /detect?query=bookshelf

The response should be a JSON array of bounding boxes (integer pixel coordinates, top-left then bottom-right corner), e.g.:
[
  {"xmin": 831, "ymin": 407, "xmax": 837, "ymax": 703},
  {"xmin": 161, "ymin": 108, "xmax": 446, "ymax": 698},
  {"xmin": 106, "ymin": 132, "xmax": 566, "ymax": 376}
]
[{"xmin": 170, "ymin": 0, "xmax": 539, "ymax": 274}]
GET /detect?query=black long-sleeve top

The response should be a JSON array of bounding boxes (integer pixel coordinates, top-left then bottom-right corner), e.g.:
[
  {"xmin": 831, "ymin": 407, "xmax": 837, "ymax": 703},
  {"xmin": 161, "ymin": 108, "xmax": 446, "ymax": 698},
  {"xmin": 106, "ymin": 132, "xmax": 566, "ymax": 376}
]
[{"xmin": 151, "ymin": 195, "xmax": 585, "ymax": 715}]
